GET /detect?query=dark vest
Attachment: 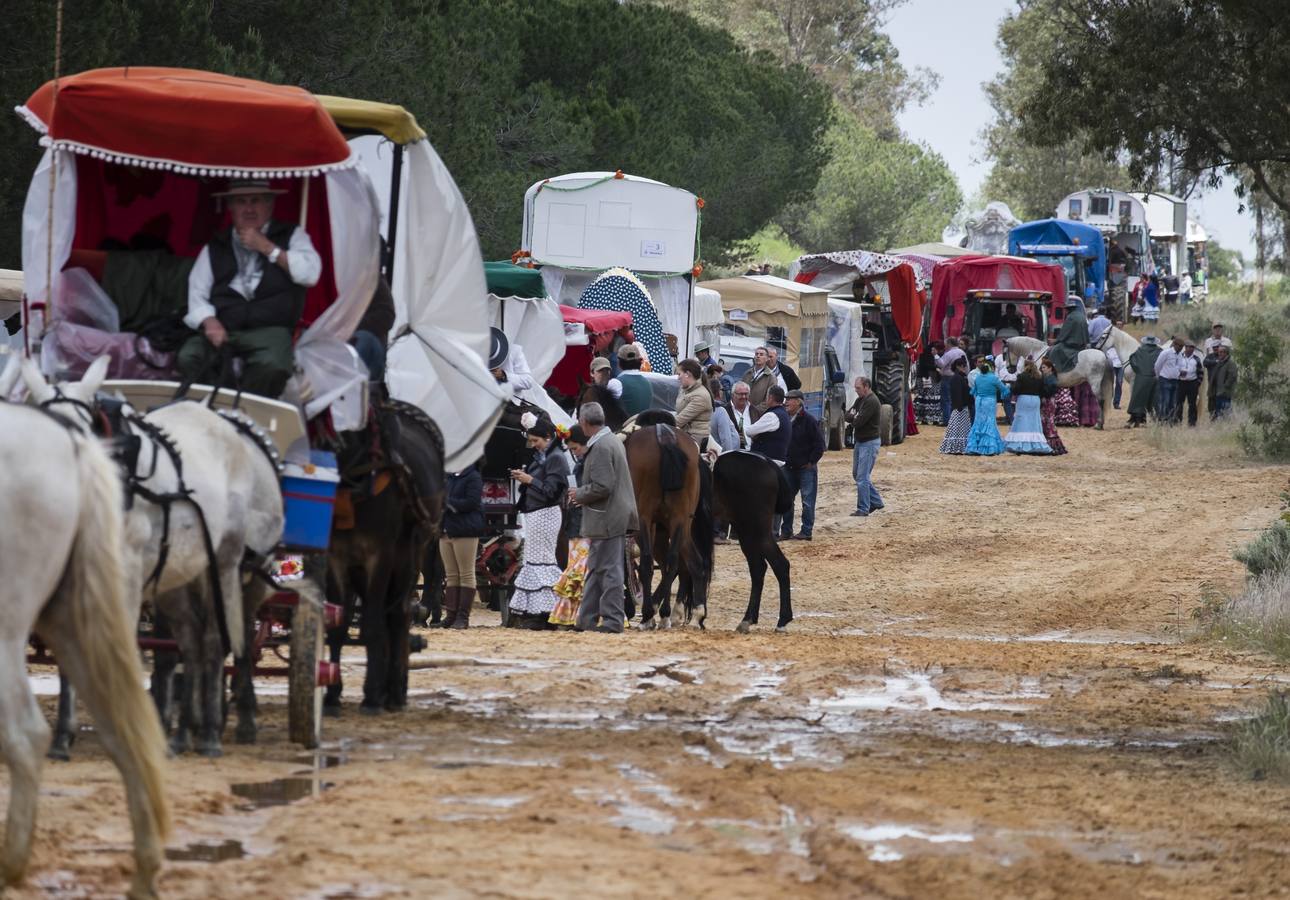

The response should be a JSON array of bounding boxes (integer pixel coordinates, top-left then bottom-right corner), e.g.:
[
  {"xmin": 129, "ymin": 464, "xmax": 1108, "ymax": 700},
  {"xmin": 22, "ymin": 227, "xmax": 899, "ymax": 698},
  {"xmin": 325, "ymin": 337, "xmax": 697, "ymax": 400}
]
[
  {"xmin": 751, "ymin": 405, "xmax": 791, "ymax": 462},
  {"xmin": 618, "ymin": 372, "xmax": 652, "ymax": 418},
  {"xmin": 208, "ymin": 221, "xmax": 306, "ymax": 332}
]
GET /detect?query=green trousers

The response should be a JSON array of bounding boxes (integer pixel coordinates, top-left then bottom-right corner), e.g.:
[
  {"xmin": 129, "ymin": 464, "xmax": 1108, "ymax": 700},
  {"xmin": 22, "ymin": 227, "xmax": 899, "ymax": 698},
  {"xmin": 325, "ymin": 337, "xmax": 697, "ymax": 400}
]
[{"xmin": 176, "ymin": 326, "xmax": 294, "ymax": 399}]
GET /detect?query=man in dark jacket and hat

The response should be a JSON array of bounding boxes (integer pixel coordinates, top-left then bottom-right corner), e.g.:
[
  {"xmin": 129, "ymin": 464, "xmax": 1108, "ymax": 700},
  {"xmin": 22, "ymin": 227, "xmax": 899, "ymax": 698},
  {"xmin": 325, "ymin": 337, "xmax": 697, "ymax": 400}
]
[
  {"xmin": 179, "ymin": 178, "xmax": 322, "ymax": 397},
  {"xmin": 1125, "ymin": 335, "xmax": 1162, "ymax": 427},
  {"xmin": 1048, "ymin": 295, "xmax": 1089, "ymax": 374}
]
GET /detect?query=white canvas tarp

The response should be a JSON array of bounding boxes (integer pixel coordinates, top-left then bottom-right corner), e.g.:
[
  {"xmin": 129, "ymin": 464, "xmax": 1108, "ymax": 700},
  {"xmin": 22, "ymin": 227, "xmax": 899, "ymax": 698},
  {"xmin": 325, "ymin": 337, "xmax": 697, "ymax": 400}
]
[{"xmin": 356, "ymin": 136, "xmax": 508, "ymax": 469}]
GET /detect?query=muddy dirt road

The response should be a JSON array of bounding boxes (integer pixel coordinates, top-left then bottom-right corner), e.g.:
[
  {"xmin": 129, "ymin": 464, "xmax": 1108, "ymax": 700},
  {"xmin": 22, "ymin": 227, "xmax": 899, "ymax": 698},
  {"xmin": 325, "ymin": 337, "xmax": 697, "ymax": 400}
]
[{"xmin": 13, "ymin": 409, "xmax": 1290, "ymax": 899}]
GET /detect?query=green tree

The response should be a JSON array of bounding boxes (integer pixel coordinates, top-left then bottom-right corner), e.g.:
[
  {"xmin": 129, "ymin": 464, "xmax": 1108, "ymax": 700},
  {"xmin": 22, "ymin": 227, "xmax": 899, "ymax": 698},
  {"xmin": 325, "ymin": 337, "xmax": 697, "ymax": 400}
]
[
  {"xmin": 1016, "ymin": 0, "xmax": 1290, "ymax": 218},
  {"xmin": 777, "ymin": 106, "xmax": 961, "ymax": 252},
  {"xmin": 979, "ymin": 0, "xmax": 1128, "ymax": 221},
  {"xmin": 1207, "ymin": 242, "xmax": 1244, "ymax": 281},
  {"xmin": 652, "ymin": 0, "xmax": 932, "ymax": 135}
]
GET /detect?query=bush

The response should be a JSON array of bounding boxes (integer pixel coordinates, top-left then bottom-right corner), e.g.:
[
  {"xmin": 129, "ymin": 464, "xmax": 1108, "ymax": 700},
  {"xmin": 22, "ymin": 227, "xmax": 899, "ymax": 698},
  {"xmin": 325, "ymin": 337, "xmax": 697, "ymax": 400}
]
[
  {"xmin": 1235, "ymin": 313, "xmax": 1290, "ymax": 460},
  {"xmin": 1232, "ymin": 691, "xmax": 1290, "ymax": 781},
  {"xmin": 1234, "ymin": 520, "xmax": 1290, "ymax": 578}
]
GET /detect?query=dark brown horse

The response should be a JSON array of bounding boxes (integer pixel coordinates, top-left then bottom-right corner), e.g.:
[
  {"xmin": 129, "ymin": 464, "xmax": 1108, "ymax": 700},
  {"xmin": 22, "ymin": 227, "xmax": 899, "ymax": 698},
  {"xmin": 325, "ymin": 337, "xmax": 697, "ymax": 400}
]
[{"xmin": 624, "ymin": 414, "xmax": 711, "ymax": 628}]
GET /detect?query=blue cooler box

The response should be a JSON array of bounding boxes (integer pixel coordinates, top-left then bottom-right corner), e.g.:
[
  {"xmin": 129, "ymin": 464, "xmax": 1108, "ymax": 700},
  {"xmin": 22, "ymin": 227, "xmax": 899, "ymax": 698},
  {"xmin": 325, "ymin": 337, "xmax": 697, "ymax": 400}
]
[{"xmin": 281, "ymin": 450, "xmax": 340, "ymax": 552}]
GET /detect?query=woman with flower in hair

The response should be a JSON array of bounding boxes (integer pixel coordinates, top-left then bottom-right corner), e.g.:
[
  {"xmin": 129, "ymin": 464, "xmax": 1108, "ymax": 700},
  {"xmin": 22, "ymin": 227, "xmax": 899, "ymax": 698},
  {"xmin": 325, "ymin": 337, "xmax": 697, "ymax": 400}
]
[{"xmin": 506, "ymin": 415, "xmax": 571, "ymax": 628}]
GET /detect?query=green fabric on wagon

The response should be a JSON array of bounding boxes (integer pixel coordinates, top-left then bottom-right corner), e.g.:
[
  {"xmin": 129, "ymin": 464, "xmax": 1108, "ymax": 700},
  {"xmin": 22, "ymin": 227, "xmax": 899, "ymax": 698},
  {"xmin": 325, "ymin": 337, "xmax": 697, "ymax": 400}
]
[{"xmin": 484, "ymin": 261, "xmax": 547, "ymax": 299}]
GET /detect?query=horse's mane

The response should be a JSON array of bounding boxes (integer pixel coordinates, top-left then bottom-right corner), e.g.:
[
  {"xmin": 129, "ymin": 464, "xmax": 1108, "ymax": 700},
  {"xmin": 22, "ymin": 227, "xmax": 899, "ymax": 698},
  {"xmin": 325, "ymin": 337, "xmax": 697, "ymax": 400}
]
[{"xmin": 635, "ymin": 409, "xmax": 676, "ymax": 428}]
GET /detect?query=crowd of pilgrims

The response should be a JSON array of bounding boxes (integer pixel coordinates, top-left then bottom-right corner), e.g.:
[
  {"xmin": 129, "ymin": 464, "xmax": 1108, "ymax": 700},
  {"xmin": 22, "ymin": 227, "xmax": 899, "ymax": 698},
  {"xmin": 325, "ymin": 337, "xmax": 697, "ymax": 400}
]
[{"xmin": 916, "ymin": 351, "xmax": 1071, "ymax": 457}]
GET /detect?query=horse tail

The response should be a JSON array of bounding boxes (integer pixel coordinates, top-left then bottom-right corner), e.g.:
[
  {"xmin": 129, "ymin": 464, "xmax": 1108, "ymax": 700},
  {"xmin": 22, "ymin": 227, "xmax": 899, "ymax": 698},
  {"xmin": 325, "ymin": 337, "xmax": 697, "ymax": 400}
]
[
  {"xmin": 773, "ymin": 461, "xmax": 794, "ymax": 516},
  {"xmin": 64, "ymin": 435, "xmax": 171, "ymax": 839},
  {"xmin": 691, "ymin": 461, "xmax": 715, "ymax": 584}
]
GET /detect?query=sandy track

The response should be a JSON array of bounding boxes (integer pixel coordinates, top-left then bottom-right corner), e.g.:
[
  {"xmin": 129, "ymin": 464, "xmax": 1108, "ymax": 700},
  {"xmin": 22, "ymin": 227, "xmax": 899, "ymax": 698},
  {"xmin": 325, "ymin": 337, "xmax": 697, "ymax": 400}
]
[{"xmin": 10, "ymin": 407, "xmax": 1290, "ymax": 899}]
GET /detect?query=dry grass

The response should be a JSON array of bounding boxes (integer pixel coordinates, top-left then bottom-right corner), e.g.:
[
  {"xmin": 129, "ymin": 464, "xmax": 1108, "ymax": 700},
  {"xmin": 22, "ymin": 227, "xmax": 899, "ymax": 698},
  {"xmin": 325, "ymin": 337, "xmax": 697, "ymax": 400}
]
[
  {"xmin": 1197, "ymin": 570, "xmax": 1290, "ymax": 663},
  {"xmin": 1232, "ymin": 691, "xmax": 1290, "ymax": 781},
  {"xmin": 1139, "ymin": 409, "xmax": 1249, "ymax": 461}
]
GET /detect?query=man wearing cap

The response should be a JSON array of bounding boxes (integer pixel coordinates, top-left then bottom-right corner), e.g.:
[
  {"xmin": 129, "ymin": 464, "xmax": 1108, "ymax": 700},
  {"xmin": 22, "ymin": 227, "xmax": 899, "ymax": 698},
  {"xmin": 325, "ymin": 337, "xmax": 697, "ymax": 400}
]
[
  {"xmin": 694, "ymin": 341, "xmax": 717, "ymax": 371},
  {"xmin": 180, "ymin": 178, "xmax": 322, "ymax": 397},
  {"xmin": 1175, "ymin": 338, "xmax": 1203, "ymax": 426},
  {"xmin": 1203, "ymin": 323, "xmax": 1233, "ymax": 356},
  {"xmin": 616, "ymin": 344, "xmax": 653, "ymax": 418},
  {"xmin": 779, "ymin": 388, "xmax": 825, "ymax": 541},
  {"xmin": 590, "ymin": 356, "xmax": 622, "ymax": 399},
  {"xmin": 1048, "ymin": 295, "xmax": 1089, "ymax": 374}
]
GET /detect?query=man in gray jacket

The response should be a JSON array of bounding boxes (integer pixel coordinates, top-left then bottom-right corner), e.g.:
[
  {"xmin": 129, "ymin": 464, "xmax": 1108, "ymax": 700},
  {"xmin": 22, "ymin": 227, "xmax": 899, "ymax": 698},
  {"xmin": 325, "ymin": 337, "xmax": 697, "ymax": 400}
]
[{"xmin": 570, "ymin": 402, "xmax": 639, "ymax": 633}]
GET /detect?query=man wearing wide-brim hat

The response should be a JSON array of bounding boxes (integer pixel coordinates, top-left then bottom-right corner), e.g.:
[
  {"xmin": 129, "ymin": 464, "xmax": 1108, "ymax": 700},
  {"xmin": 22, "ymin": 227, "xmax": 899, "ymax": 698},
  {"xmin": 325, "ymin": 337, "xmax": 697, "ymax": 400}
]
[
  {"xmin": 179, "ymin": 177, "xmax": 322, "ymax": 398},
  {"xmin": 693, "ymin": 340, "xmax": 717, "ymax": 371},
  {"xmin": 1048, "ymin": 293, "xmax": 1089, "ymax": 374}
]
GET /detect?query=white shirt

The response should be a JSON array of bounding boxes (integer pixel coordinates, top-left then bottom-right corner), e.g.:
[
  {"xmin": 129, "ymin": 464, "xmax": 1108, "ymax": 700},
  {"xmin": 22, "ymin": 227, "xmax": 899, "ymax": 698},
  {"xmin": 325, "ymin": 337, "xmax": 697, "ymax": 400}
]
[
  {"xmin": 1154, "ymin": 347, "xmax": 1183, "ymax": 379},
  {"xmin": 503, "ymin": 343, "xmax": 535, "ymax": 393},
  {"xmin": 935, "ymin": 346, "xmax": 966, "ymax": 377},
  {"xmin": 1203, "ymin": 336, "xmax": 1233, "ymax": 354},
  {"xmin": 598, "ymin": 376, "xmax": 623, "ymax": 399},
  {"xmin": 1180, "ymin": 274, "xmax": 1192, "ymax": 294},
  {"xmin": 744, "ymin": 407, "xmax": 782, "ymax": 437},
  {"xmin": 1106, "ymin": 346, "xmax": 1122, "ymax": 368},
  {"xmin": 1176, "ymin": 351, "xmax": 1202, "ymax": 381},
  {"xmin": 184, "ymin": 223, "xmax": 322, "ymax": 329}
]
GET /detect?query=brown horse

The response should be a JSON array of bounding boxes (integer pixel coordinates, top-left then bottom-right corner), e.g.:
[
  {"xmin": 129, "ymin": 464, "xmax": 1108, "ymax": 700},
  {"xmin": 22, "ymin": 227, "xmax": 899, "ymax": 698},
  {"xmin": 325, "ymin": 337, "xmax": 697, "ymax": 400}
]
[{"xmin": 624, "ymin": 415, "xmax": 711, "ymax": 629}]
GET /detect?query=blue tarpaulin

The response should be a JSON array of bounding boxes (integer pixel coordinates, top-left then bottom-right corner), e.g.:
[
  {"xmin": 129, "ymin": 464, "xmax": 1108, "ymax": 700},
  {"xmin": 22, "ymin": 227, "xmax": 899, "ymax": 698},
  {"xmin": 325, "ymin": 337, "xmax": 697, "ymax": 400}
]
[{"xmin": 1007, "ymin": 219, "xmax": 1107, "ymax": 301}]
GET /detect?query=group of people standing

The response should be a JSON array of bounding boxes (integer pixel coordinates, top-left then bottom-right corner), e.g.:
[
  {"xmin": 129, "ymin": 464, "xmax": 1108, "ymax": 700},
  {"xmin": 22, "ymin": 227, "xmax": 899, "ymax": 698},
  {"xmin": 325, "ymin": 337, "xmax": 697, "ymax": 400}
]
[
  {"xmin": 936, "ymin": 355, "xmax": 1068, "ymax": 457},
  {"xmin": 1124, "ymin": 323, "xmax": 1237, "ymax": 427}
]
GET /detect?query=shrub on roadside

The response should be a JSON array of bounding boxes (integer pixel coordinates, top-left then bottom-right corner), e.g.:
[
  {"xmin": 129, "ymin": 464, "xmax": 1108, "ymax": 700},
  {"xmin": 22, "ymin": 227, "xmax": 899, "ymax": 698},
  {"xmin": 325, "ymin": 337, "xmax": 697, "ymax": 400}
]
[
  {"xmin": 1232, "ymin": 691, "xmax": 1290, "ymax": 781},
  {"xmin": 1234, "ymin": 313, "xmax": 1290, "ymax": 460},
  {"xmin": 1234, "ymin": 520, "xmax": 1290, "ymax": 578}
]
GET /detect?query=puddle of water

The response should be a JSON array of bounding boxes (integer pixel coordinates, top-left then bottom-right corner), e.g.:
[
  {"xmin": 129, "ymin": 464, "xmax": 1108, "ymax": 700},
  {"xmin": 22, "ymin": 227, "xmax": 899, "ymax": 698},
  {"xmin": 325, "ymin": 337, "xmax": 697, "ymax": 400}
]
[
  {"xmin": 440, "ymin": 795, "xmax": 529, "ymax": 809},
  {"xmin": 231, "ymin": 777, "xmax": 333, "ymax": 810},
  {"xmin": 610, "ymin": 801, "xmax": 676, "ymax": 835},
  {"xmin": 734, "ymin": 662, "xmax": 789, "ymax": 702},
  {"xmin": 292, "ymin": 752, "xmax": 347, "ymax": 770},
  {"xmin": 815, "ymin": 673, "xmax": 1047, "ymax": 714},
  {"xmin": 842, "ymin": 822, "xmax": 974, "ymax": 863},
  {"xmin": 165, "ymin": 839, "xmax": 246, "ymax": 863},
  {"xmin": 28, "ymin": 673, "xmax": 62, "ymax": 696}
]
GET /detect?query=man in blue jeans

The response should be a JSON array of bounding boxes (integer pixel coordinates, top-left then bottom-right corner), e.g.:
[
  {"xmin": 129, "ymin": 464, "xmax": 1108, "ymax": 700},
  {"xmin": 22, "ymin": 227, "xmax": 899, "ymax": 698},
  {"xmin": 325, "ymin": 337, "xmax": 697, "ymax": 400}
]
[
  {"xmin": 778, "ymin": 389, "xmax": 825, "ymax": 540},
  {"xmin": 845, "ymin": 376, "xmax": 884, "ymax": 516}
]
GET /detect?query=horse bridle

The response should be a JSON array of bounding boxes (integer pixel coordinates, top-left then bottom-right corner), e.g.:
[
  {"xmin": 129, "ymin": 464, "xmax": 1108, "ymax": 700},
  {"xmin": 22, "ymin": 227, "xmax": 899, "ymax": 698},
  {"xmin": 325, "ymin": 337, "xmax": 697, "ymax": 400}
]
[{"xmin": 40, "ymin": 391, "xmax": 233, "ymax": 652}]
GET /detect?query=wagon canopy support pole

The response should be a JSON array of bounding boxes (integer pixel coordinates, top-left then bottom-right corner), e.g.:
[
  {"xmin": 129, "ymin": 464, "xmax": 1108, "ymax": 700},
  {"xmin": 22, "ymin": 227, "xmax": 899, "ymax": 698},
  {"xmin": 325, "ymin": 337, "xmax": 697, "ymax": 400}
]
[{"xmin": 384, "ymin": 143, "xmax": 405, "ymax": 283}]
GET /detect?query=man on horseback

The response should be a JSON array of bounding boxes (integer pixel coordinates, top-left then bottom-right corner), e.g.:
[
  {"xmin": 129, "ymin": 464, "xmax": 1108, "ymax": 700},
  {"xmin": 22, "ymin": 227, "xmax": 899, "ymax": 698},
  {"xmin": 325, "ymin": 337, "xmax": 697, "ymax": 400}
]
[
  {"xmin": 1048, "ymin": 295, "xmax": 1089, "ymax": 374},
  {"xmin": 179, "ymin": 178, "xmax": 322, "ymax": 398}
]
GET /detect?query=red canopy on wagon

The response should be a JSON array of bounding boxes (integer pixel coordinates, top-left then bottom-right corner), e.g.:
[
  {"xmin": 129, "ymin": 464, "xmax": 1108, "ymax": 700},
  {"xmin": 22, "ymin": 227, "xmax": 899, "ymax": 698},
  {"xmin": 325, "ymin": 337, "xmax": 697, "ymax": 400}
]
[
  {"xmin": 558, "ymin": 305, "xmax": 633, "ymax": 335},
  {"xmin": 18, "ymin": 67, "xmax": 353, "ymax": 176}
]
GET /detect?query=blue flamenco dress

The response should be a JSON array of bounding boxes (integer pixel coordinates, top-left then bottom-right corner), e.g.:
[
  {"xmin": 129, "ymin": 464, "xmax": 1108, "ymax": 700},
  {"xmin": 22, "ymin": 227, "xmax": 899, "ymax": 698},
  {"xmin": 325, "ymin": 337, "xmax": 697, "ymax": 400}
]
[{"xmin": 965, "ymin": 371, "xmax": 1009, "ymax": 456}]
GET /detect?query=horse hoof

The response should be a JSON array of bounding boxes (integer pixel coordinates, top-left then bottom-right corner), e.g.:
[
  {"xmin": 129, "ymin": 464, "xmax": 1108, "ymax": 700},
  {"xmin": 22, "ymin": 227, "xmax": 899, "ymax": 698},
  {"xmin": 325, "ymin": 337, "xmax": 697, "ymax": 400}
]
[
  {"xmin": 46, "ymin": 745, "xmax": 71, "ymax": 763},
  {"xmin": 736, "ymin": 620, "xmax": 751, "ymax": 635},
  {"xmin": 659, "ymin": 617, "xmax": 672, "ymax": 630},
  {"xmin": 196, "ymin": 744, "xmax": 223, "ymax": 759},
  {"xmin": 234, "ymin": 726, "xmax": 257, "ymax": 745},
  {"xmin": 359, "ymin": 703, "xmax": 384, "ymax": 717},
  {"xmin": 323, "ymin": 704, "xmax": 341, "ymax": 719},
  {"xmin": 775, "ymin": 625, "xmax": 789, "ymax": 634},
  {"xmin": 639, "ymin": 619, "xmax": 658, "ymax": 632},
  {"xmin": 1095, "ymin": 424, "xmax": 1104, "ymax": 431},
  {"xmin": 169, "ymin": 737, "xmax": 193, "ymax": 756}
]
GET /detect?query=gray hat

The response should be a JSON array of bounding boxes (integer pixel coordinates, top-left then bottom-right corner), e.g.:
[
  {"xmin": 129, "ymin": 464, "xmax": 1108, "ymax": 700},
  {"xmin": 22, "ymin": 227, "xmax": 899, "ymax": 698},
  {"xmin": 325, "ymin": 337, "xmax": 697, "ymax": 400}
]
[
  {"xmin": 1142, "ymin": 335, "xmax": 1159, "ymax": 345},
  {"xmin": 590, "ymin": 356, "xmax": 611, "ymax": 372},
  {"xmin": 694, "ymin": 341, "xmax": 711, "ymax": 354},
  {"xmin": 616, "ymin": 344, "xmax": 642, "ymax": 362},
  {"xmin": 212, "ymin": 177, "xmax": 286, "ymax": 198},
  {"xmin": 1064, "ymin": 294, "xmax": 1082, "ymax": 307},
  {"xmin": 785, "ymin": 388, "xmax": 805, "ymax": 401}
]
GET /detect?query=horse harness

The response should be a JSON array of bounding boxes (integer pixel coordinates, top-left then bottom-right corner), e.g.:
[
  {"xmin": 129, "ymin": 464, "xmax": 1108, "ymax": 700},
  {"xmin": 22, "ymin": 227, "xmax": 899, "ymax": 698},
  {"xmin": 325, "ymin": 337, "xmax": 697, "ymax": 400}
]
[{"xmin": 333, "ymin": 397, "xmax": 443, "ymax": 534}]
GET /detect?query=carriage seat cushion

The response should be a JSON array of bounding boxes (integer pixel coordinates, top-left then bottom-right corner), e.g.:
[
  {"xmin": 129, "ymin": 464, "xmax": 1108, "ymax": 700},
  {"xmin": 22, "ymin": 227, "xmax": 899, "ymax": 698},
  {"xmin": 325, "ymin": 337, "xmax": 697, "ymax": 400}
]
[{"xmin": 101, "ymin": 249, "xmax": 194, "ymax": 333}]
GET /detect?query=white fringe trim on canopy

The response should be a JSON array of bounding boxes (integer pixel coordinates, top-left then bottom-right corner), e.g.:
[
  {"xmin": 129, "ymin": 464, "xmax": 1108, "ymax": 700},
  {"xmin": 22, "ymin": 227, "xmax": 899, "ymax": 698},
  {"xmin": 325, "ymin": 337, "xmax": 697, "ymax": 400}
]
[{"xmin": 15, "ymin": 105, "xmax": 358, "ymax": 178}]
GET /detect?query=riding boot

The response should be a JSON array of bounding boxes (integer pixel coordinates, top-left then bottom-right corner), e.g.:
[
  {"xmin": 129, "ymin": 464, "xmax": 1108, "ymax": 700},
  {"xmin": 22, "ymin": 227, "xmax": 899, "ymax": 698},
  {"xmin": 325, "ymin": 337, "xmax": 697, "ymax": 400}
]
[
  {"xmin": 439, "ymin": 586, "xmax": 459, "ymax": 629},
  {"xmin": 451, "ymin": 588, "xmax": 474, "ymax": 629}
]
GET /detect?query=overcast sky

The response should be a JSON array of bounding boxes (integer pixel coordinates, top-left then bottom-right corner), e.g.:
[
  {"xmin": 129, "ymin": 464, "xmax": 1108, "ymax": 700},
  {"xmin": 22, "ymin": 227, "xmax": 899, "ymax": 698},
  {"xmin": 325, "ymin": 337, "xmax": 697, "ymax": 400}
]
[{"xmin": 884, "ymin": 0, "xmax": 1255, "ymax": 261}]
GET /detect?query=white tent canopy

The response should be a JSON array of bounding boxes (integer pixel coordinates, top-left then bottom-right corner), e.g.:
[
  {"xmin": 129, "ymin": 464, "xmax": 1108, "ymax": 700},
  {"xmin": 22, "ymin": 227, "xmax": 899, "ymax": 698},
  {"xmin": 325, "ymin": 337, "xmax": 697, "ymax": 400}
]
[{"xmin": 355, "ymin": 135, "xmax": 508, "ymax": 468}]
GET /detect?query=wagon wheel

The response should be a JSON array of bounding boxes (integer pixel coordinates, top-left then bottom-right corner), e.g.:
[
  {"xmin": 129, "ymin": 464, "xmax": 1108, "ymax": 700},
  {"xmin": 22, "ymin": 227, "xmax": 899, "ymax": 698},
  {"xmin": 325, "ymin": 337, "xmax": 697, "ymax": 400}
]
[{"xmin": 288, "ymin": 567, "xmax": 326, "ymax": 749}]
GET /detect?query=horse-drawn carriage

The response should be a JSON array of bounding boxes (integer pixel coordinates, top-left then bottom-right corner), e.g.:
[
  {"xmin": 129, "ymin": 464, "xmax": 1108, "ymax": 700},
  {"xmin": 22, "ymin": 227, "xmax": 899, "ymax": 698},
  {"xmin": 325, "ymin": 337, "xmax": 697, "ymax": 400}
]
[{"xmin": 13, "ymin": 68, "xmax": 501, "ymax": 749}]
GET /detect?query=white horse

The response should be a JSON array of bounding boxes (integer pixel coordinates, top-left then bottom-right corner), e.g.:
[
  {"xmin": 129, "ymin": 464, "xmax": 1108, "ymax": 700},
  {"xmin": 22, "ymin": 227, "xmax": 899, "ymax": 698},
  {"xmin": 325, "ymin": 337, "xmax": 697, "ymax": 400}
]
[
  {"xmin": 22, "ymin": 357, "xmax": 284, "ymax": 757},
  {"xmin": 1004, "ymin": 327, "xmax": 1140, "ymax": 429},
  {"xmin": 0, "ymin": 400, "xmax": 170, "ymax": 899}
]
